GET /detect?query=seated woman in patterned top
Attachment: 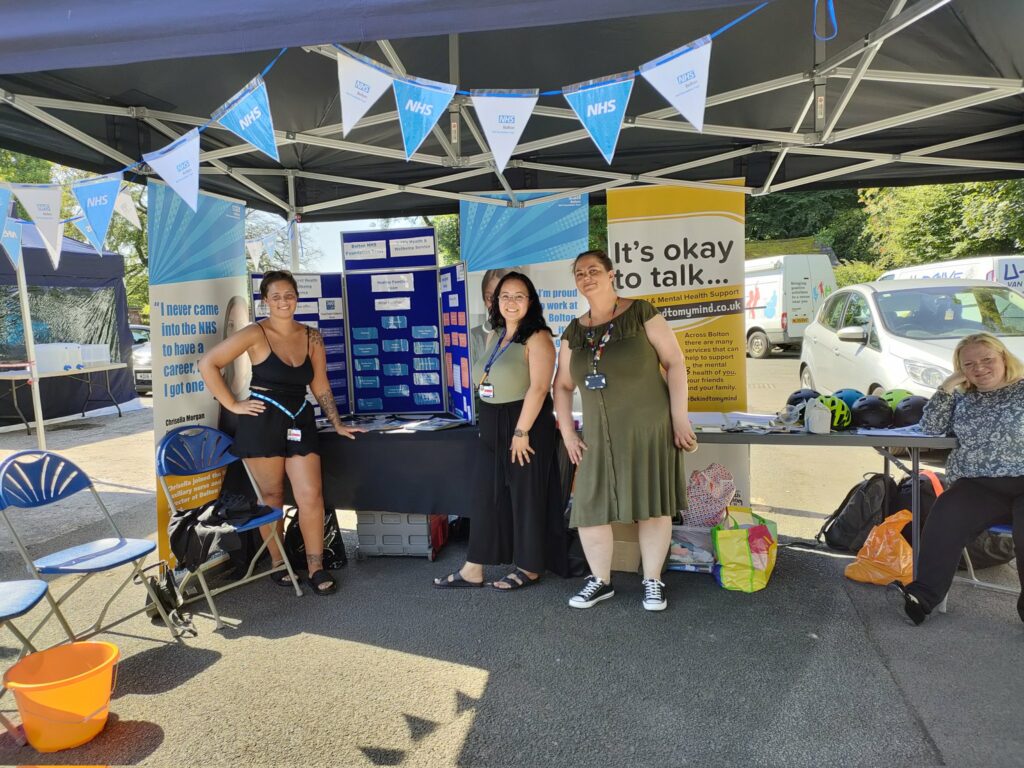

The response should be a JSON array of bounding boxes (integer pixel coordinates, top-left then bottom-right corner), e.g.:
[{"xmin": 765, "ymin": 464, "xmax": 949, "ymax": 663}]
[{"xmin": 888, "ymin": 332, "xmax": 1024, "ymax": 625}]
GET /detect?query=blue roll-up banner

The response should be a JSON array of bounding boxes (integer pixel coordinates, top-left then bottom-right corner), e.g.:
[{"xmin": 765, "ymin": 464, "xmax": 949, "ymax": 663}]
[
  {"xmin": 640, "ymin": 36, "xmax": 713, "ymax": 133},
  {"xmin": 469, "ymin": 90, "xmax": 539, "ymax": 174},
  {"xmin": 71, "ymin": 174, "xmax": 121, "ymax": 251},
  {"xmin": 1, "ymin": 220, "xmax": 21, "ymax": 269},
  {"xmin": 393, "ymin": 75, "xmax": 456, "ymax": 159},
  {"xmin": 562, "ymin": 73, "xmax": 635, "ymax": 165},
  {"xmin": 337, "ymin": 46, "xmax": 396, "ymax": 138},
  {"xmin": 143, "ymin": 128, "xmax": 200, "ymax": 212},
  {"xmin": 213, "ymin": 75, "xmax": 280, "ymax": 162},
  {"xmin": 11, "ymin": 183, "xmax": 63, "ymax": 268}
]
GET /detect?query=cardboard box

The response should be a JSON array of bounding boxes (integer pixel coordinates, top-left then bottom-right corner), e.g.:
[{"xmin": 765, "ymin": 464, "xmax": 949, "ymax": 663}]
[{"xmin": 610, "ymin": 522, "xmax": 641, "ymax": 573}]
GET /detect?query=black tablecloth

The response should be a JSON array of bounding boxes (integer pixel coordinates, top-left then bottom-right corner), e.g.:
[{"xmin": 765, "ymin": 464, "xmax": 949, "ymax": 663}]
[{"xmin": 318, "ymin": 425, "xmax": 484, "ymax": 518}]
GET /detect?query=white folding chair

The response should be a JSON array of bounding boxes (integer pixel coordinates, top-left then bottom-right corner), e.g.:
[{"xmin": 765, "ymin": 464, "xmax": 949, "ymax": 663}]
[
  {"xmin": 0, "ymin": 451, "xmax": 181, "ymax": 643},
  {"xmin": 156, "ymin": 425, "xmax": 302, "ymax": 630},
  {"xmin": 0, "ymin": 579, "xmax": 49, "ymax": 745}
]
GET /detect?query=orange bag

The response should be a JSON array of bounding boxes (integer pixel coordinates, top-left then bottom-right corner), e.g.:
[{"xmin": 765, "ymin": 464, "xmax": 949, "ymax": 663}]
[{"xmin": 844, "ymin": 509, "xmax": 914, "ymax": 586}]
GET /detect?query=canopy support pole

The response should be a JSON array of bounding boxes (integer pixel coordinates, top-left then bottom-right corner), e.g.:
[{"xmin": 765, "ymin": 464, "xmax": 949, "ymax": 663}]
[
  {"xmin": 287, "ymin": 171, "xmax": 299, "ymax": 271},
  {"xmin": 14, "ymin": 258, "xmax": 46, "ymax": 450}
]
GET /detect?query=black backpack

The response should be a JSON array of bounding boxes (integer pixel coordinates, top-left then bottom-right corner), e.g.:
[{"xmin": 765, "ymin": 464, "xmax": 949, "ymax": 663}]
[
  {"xmin": 816, "ymin": 473, "xmax": 898, "ymax": 552},
  {"xmin": 894, "ymin": 469, "xmax": 945, "ymax": 545},
  {"xmin": 283, "ymin": 508, "xmax": 348, "ymax": 571}
]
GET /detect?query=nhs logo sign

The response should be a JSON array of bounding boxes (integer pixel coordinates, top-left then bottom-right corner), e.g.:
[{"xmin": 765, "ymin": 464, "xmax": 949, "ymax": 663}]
[
  {"xmin": 676, "ymin": 69, "xmax": 696, "ymax": 85},
  {"xmin": 585, "ymin": 99, "xmax": 618, "ymax": 117},
  {"xmin": 404, "ymin": 99, "xmax": 434, "ymax": 117},
  {"xmin": 498, "ymin": 114, "xmax": 516, "ymax": 126},
  {"xmin": 354, "ymin": 79, "xmax": 371, "ymax": 94}
]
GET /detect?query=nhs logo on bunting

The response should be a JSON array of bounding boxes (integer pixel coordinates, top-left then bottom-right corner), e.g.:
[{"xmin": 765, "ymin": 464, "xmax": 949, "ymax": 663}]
[
  {"xmin": 640, "ymin": 36, "xmax": 713, "ymax": 132},
  {"xmin": 0, "ymin": 221, "xmax": 21, "ymax": 269},
  {"xmin": 143, "ymin": 128, "xmax": 201, "ymax": 212},
  {"xmin": 393, "ymin": 75, "xmax": 456, "ymax": 159},
  {"xmin": 336, "ymin": 47, "xmax": 396, "ymax": 137},
  {"xmin": 470, "ymin": 89, "xmax": 538, "ymax": 173},
  {"xmin": 563, "ymin": 74, "xmax": 635, "ymax": 165},
  {"xmin": 72, "ymin": 174, "xmax": 121, "ymax": 252},
  {"xmin": 213, "ymin": 75, "xmax": 280, "ymax": 162}
]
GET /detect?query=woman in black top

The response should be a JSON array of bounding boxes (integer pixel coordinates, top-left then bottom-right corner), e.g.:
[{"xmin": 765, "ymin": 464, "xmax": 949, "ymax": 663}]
[{"xmin": 199, "ymin": 271, "xmax": 363, "ymax": 595}]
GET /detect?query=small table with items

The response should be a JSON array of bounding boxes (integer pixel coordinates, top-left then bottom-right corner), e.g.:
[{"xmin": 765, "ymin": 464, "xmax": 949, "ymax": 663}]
[
  {"xmin": 694, "ymin": 430, "xmax": 958, "ymax": 576},
  {"xmin": 0, "ymin": 363, "xmax": 129, "ymax": 434}
]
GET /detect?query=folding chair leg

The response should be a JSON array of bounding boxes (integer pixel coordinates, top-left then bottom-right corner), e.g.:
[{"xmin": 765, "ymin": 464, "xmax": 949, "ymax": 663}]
[
  {"xmin": 42, "ymin": 589, "xmax": 78, "ymax": 643},
  {"xmin": 4, "ymin": 621, "xmax": 37, "ymax": 654},
  {"xmin": 271, "ymin": 529, "xmax": 303, "ymax": 598},
  {"xmin": 963, "ymin": 548, "xmax": 978, "ymax": 582},
  {"xmin": 195, "ymin": 569, "xmax": 226, "ymax": 630},
  {"xmin": 0, "ymin": 712, "xmax": 24, "ymax": 746}
]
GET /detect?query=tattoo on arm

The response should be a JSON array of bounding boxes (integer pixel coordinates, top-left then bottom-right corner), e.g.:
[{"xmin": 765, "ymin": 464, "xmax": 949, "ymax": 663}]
[
  {"xmin": 309, "ymin": 329, "xmax": 324, "ymax": 348},
  {"xmin": 316, "ymin": 389, "xmax": 341, "ymax": 427}
]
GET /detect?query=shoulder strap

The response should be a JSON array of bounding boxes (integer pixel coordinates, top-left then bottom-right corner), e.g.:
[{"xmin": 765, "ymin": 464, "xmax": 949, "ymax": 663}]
[
  {"xmin": 306, "ymin": 325, "xmax": 311, "ymax": 354},
  {"xmin": 918, "ymin": 469, "xmax": 944, "ymax": 497}
]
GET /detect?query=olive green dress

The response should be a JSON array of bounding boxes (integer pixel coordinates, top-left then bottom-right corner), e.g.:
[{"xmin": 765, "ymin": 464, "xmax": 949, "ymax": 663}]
[{"xmin": 561, "ymin": 299, "xmax": 686, "ymax": 527}]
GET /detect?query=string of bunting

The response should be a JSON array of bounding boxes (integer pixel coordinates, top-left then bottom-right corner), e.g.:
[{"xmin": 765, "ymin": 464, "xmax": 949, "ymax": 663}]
[{"xmin": 0, "ymin": 0, "xmax": 831, "ymax": 273}]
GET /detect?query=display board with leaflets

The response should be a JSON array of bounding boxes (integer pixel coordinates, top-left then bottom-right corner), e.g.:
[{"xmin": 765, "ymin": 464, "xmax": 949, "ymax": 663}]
[
  {"xmin": 252, "ymin": 272, "xmax": 348, "ymax": 416},
  {"xmin": 342, "ymin": 228, "xmax": 446, "ymax": 415},
  {"xmin": 439, "ymin": 262, "xmax": 472, "ymax": 422}
]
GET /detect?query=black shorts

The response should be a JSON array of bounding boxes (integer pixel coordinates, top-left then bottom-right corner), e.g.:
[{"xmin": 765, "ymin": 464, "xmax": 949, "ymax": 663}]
[{"xmin": 229, "ymin": 393, "xmax": 320, "ymax": 459}]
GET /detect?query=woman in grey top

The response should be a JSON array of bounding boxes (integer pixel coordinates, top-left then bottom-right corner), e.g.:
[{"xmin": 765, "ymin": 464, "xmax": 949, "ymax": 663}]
[{"xmin": 889, "ymin": 332, "xmax": 1024, "ymax": 625}]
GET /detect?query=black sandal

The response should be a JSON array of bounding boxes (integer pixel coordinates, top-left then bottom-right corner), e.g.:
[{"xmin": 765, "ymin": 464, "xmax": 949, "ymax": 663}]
[
  {"xmin": 307, "ymin": 569, "xmax": 337, "ymax": 596},
  {"xmin": 491, "ymin": 567, "xmax": 540, "ymax": 591},
  {"xmin": 270, "ymin": 562, "xmax": 299, "ymax": 587},
  {"xmin": 433, "ymin": 571, "xmax": 484, "ymax": 589}
]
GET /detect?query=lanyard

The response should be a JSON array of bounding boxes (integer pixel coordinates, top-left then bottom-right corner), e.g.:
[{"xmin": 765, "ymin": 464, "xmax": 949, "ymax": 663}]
[
  {"xmin": 478, "ymin": 330, "xmax": 512, "ymax": 386},
  {"xmin": 250, "ymin": 391, "xmax": 308, "ymax": 422},
  {"xmin": 585, "ymin": 299, "xmax": 618, "ymax": 372}
]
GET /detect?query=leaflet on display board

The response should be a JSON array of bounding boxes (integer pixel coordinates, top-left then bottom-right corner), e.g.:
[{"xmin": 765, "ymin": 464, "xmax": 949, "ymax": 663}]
[
  {"xmin": 439, "ymin": 263, "xmax": 472, "ymax": 422},
  {"xmin": 342, "ymin": 228, "xmax": 447, "ymax": 415},
  {"xmin": 252, "ymin": 272, "xmax": 349, "ymax": 417}
]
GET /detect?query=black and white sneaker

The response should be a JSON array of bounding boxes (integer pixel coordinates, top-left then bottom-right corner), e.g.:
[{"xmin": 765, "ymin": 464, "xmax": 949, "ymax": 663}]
[
  {"xmin": 641, "ymin": 578, "xmax": 667, "ymax": 612},
  {"xmin": 569, "ymin": 576, "xmax": 615, "ymax": 609}
]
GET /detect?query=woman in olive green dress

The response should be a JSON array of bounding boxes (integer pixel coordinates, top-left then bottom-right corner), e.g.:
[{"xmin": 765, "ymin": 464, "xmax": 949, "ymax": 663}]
[{"xmin": 553, "ymin": 250, "xmax": 696, "ymax": 611}]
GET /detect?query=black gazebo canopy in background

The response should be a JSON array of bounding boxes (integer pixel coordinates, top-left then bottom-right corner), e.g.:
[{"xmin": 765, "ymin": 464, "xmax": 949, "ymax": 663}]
[{"xmin": 0, "ymin": 0, "xmax": 1021, "ymax": 222}]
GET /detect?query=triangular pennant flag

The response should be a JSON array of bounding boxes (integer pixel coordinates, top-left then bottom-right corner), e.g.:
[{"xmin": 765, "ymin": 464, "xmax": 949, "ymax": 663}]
[
  {"xmin": 246, "ymin": 240, "xmax": 263, "ymax": 262},
  {"xmin": 72, "ymin": 217, "xmax": 105, "ymax": 255},
  {"xmin": 12, "ymin": 184, "xmax": 64, "ymax": 268},
  {"xmin": 392, "ymin": 75, "xmax": 456, "ymax": 159},
  {"xmin": 72, "ymin": 175, "xmax": 121, "ymax": 251},
  {"xmin": 337, "ymin": 47, "xmax": 396, "ymax": 138},
  {"xmin": 263, "ymin": 233, "xmax": 277, "ymax": 256},
  {"xmin": 563, "ymin": 73, "xmax": 635, "ymax": 165},
  {"xmin": 143, "ymin": 128, "xmax": 200, "ymax": 212},
  {"xmin": 0, "ymin": 220, "xmax": 21, "ymax": 269},
  {"xmin": 0, "ymin": 187, "xmax": 12, "ymax": 229},
  {"xmin": 470, "ymin": 90, "xmax": 538, "ymax": 174},
  {"xmin": 114, "ymin": 188, "xmax": 142, "ymax": 229},
  {"xmin": 640, "ymin": 36, "xmax": 713, "ymax": 132},
  {"xmin": 213, "ymin": 75, "xmax": 280, "ymax": 162}
]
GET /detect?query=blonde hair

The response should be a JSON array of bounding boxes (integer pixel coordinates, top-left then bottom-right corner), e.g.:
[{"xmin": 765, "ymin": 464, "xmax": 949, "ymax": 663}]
[{"xmin": 953, "ymin": 332, "xmax": 1024, "ymax": 392}]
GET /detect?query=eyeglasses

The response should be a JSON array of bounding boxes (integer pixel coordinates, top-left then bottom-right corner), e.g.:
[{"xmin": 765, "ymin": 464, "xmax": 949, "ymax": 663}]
[
  {"xmin": 574, "ymin": 267, "xmax": 607, "ymax": 280},
  {"xmin": 498, "ymin": 293, "xmax": 529, "ymax": 304},
  {"xmin": 267, "ymin": 293, "xmax": 297, "ymax": 302}
]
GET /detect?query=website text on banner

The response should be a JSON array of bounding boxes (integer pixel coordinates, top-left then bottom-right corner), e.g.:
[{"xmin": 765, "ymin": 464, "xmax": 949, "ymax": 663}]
[
  {"xmin": 148, "ymin": 183, "xmax": 248, "ymax": 561},
  {"xmin": 607, "ymin": 183, "xmax": 749, "ymax": 503}
]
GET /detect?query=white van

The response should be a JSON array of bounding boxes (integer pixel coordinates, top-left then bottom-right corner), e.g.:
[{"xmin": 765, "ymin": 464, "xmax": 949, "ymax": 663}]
[
  {"xmin": 879, "ymin": 255, "xmax": 1024, "ymax": 289},
  {"xmin": 744, "ymin": 254, "xmax": 837, "ymax": 358}
]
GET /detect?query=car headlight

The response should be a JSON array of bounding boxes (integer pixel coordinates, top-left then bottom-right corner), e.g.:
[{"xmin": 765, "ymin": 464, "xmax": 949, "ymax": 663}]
[
  {"xmin": 904, "ymin": 359, "xmax": 950, "ymax": 389},
  {"xmin": 132, "ymin": 350, "xmax": 151, "ymax": 366}
]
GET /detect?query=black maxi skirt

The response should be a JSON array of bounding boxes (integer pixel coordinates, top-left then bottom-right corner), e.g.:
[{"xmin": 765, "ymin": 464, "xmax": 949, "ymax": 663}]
[{"xmin": 467, "ymin": 395, "xmax": 563, "ymax": 574}]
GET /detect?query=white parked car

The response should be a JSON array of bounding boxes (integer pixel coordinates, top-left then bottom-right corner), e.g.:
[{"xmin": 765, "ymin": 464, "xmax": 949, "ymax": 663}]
[{"xmin": 799, "ymin": 279, "xmax": 1024, "ymax": 397}]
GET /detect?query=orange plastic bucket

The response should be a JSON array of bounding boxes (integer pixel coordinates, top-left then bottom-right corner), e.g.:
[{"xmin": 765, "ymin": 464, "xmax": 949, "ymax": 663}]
[{"xmin": 3, "ymin": 641, "xmax": 119, "ymax": 753}]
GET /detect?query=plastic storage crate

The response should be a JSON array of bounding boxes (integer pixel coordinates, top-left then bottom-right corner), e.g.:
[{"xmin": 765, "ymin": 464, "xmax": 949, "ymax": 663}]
[{"xmin": 356, "ymin": 512, "xmax": 448, "ymax": 560}]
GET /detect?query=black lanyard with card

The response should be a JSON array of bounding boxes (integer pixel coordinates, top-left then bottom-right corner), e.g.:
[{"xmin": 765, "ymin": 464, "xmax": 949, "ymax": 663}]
[{"xmin": 584, "ymin": 300, "xmax": 618, "ymax": 390}]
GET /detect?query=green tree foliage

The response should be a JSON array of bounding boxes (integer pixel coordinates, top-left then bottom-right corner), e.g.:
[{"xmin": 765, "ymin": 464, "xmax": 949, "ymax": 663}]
[
  {"xmin": 589, "ymin": 205, "xmax": 607, "ymax": 252},
  {"xmin": 834, "ymin": 260, "xmax": 883, "ymax": 287},
  {"xmin": 424, "ymin": 214, "xmax": 460, "ymax": 265},
  {"xmin": 0, "ymin": 150, "xmax": 52, "ymax": 185},
  {"xmin": 862, "ymin": 182, "xmax": 1024, "ymax": 268},
  {"xmin": 746, "ymin": 189, "xmax": 861, "ymax": 241}
]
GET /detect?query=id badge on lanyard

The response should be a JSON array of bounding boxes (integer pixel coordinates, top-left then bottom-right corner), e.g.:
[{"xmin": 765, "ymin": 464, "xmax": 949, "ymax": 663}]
[
  {"xmin": 478, "ymin": 382, "xmax": 495, "ymax": 400},
  {"xmin": 287, "ymin": 428, "xmax": 302, "ymax": 442}
]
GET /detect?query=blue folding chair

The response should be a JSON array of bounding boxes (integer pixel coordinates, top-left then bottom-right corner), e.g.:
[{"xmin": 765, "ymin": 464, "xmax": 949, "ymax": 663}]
[
  {"xmin": 0, "ymin": 579, "xmax": 48, "ymax": 745},
  {"xmin": 156, "ymin": 426, "xmax": 302, "ymax": 630},
  {"xmin": 0, "ymin": 450, "xmax": 181, "ymax": 643},
  {"xmin": 956, "ymin": 524, "xmax": 1019, "ymax": 595}
]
